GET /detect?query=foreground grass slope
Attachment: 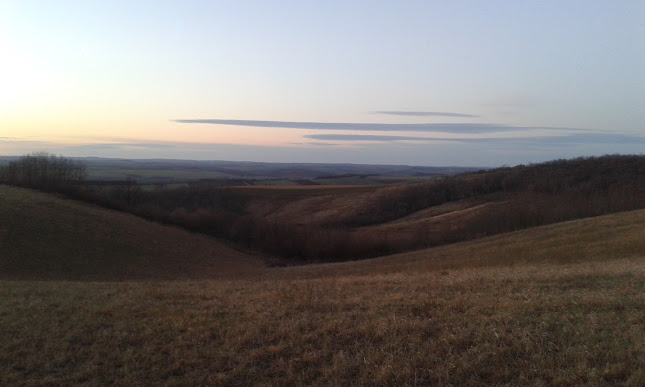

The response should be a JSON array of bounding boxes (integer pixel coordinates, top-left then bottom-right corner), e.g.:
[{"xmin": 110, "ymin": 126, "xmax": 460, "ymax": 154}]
[
  {"xmin": 0, "ymin": 185, "xmax": 262, "ymax": 280},
  {"xmin": 1, "ymin": 208, "xmax": 644, "ymax": 385}
]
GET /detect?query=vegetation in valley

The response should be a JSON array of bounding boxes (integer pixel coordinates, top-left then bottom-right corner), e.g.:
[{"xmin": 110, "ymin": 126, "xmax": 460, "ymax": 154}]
[{"xmin": 2, "ymin": 153, "xmax": 644, "ymax": 263}]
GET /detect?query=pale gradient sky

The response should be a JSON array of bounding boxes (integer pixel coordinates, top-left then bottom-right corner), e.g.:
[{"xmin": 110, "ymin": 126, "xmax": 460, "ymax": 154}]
[{"xmin": 1, "ymin": 0, "xmax": 643, "ymax": 166}]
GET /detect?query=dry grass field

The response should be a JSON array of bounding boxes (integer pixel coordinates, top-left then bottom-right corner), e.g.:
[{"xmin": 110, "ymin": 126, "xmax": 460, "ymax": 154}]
[
  {"xmin": 1, "ymin": 184, "xmax": 644, "ymax": 385},
  {"xmin": 3, "ymin": 256, "xmax": 644, "ymax": 386}
]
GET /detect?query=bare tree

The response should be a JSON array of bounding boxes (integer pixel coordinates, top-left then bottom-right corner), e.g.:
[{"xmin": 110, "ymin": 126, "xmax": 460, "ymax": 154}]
[{"xmin": 0, "ymin": 152, "xmax": 86, "ymax": 190}]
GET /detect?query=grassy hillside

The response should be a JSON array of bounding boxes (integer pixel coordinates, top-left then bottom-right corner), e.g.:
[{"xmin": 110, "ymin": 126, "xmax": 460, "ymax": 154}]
[
  {"xmin": 243, "ymin": 155, "xmax": 645, "ymax": 228},
  {"xmin": 224, "ymin": 155, "xmax": 645, "ymax": 260},
  {"xmin": 0, "ymin": 185, "xmax": 262, "ymax": 280},
  {"xmin": 1, "ymin": 208, "xmax": 644, "ymax": 385},
  {"xmin": 284, "ymin": 208, "xmax": 645, "ymax": 279}
]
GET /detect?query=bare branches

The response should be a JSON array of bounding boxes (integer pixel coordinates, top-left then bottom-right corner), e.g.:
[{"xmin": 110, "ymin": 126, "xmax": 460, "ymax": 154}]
[{"xmin": 0, "ymin": 152, "xmax": 86, "ymax": 191}]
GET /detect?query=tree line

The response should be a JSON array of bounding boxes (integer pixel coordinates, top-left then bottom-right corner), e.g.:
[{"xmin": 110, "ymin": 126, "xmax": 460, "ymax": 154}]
[{"xmin": 0, "ymin": 152, "xmax": 86, "ymax": 191}]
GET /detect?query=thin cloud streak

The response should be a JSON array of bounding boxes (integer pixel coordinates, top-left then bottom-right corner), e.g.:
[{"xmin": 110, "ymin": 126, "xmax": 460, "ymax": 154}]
[
  {"xmin": 174, "ymin": 119, "xmax": 593, "ymax": 134},
  {"xmin": 291, "ymin": 142, "xmax": 341, "ymax": 147},
  {"xmin": 305, "ymin": 134, "xmax": 433, "ymax": 142},
  {"xmin": 372, "ymin": 111, "xmax": 479, "ymax": 118},
  {"xmin": 305, "ymin": 133, "xmax": 645, "ymax": 145}
]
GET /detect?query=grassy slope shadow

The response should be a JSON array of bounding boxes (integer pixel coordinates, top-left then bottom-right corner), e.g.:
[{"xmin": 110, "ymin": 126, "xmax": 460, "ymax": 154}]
[{"xmin": 0, "ymin": 185, "xmax": 263, "ymax": 280}]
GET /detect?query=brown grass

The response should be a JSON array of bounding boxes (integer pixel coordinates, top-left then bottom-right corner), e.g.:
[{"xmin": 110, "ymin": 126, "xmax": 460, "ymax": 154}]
[
  {"xmin": 2, "ymin": 259, "xmax": 643, "ymax": 385},
  {"xmin": 238, "ymin": 185, "xmax": 423, "ymax": 230},
  {"xmin": 0, "ymin": 185, "xmax": 264, "ymax": 280},
  {"xmin": 348, "ymin": 198, "xmax": 495, "ymax": 249},
  {"xmin": 235, "ymin": 184, "xmax": 385, "ymax": 226},
  {"xmin": 1, "ymin": 203, "xmax": 644, "ymax": 385}
]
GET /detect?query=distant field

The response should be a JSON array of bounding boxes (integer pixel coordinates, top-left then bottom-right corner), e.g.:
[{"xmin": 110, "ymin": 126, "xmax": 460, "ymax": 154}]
[
  {"xmin": 86, "ymin": 167, "xmax": 232, "ymax": 181},
  {"xmin": 1, "ymin": 184, "xmax": 644, "ymax": 384},
  {"xmin": 72, "ymin": 157, "xmax": 470, "ymax": 186},
  {"xmin": 84, "ymin": 166, "xmax": 444, "ymax": 187},
  {"xmin": 314, "ymin": 174, "xmax": 440, "ymax": 185},
  {"xmin": 230, "ymin": 184, "xmax": 379, "ymax": 196}
]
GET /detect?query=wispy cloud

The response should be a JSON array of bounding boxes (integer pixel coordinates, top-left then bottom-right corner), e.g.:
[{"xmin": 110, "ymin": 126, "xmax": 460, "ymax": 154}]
[
  {"xmin": 515, "ymin": 133, "xmax": 645, "ymax": 146},
  {"xmin": 304, "ymin": 133, "xmax": 645, "ymax": 145},
  {"xmin": 372, "ymin": 111, "xmax": 479, "ymax": 118},
  {"xmin": 291, "ymin": 142, "xmax": 342, "ymax": 147},
  {"xmin": 305, "ymin": 134, "xmax": 432, "ymax": 142},
  {"xmin": 174, "ymin": 119, "xmax": 591, "ymax": 134}
]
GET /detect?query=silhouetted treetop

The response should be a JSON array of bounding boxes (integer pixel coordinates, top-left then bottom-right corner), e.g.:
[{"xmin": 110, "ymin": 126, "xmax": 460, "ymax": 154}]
[{"xmin": 0, "ymin": 152, "xmax": 86, "ymax": 191}]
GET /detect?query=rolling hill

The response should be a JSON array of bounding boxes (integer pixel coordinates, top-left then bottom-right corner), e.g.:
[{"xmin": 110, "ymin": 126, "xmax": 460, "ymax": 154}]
[
  {"xmin": 278, "ymin": 207, "xmax": 645, "ymax": 279},
  {"xmin": 0, "ymin": 185, "xmax": 263, "ymax": 280},
  {"xmin": 3, "ymin": 180, "xmax": 644, "ymax": 280}
]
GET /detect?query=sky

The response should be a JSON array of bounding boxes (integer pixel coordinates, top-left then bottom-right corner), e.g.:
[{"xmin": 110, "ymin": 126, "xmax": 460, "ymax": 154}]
[{"xmin": 1, "ymin": 0, "xmax": 644, "ymax": 167}]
